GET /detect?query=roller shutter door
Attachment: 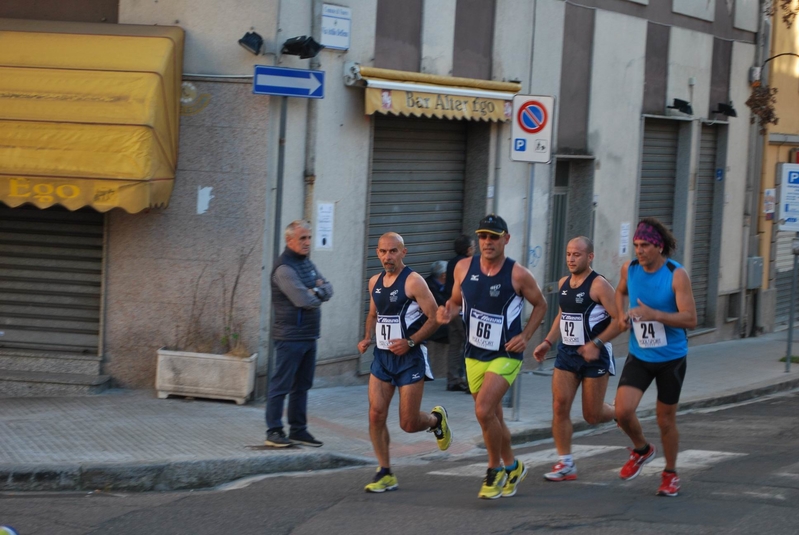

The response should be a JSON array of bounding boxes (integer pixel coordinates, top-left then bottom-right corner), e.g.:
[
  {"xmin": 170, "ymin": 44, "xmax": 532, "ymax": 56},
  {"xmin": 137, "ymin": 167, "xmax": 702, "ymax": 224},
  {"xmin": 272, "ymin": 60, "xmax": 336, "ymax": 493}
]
[
  {"xmin": 639, "ymin": 119, "xmax": 679, "ymax": 228},
  {"xmin": 363, "ymin": 115, "xmax": 466, "ymax": 325},
  {"xmin": 775, "ymin": 231, "xmax": 799, "ymax": 324},
  {"xmin": 690, "ymin": 126, "xmax": 717, "ymax": 327},
  {"xmin": 0, "ymin": 205, "xmax": 103, "ymax": 354}
]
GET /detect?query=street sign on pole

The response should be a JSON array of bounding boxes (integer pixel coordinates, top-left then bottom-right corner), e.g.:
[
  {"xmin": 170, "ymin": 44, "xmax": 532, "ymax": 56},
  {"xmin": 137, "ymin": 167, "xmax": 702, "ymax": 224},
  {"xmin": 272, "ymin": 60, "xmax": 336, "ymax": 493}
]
[
  {"xmin": 778, "ymin": 163, "xmax": 799, "ymax": 231},
  {"xmin": 510, "ymin": 95, "xmax": 554, "ymax": 163},
  {"xmin": 253, "ymin": 65, "xmax": 325, "ymax": 99}
]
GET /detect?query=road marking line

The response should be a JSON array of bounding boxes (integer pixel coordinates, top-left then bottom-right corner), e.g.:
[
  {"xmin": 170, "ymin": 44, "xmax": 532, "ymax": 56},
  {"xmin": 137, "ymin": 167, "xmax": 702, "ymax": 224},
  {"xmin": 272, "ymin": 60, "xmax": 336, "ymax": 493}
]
[
  {"xmin": 632, "ymin": 449, "xmax": 747, "ymax": 476},
  {"xmin": 429, "ymin": 445, "xmax": 624, "ymax": 477}
]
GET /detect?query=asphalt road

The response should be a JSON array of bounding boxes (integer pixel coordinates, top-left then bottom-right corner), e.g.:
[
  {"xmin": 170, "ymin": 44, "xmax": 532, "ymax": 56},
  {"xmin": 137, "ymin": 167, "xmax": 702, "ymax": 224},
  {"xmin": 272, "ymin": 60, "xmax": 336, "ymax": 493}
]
[{"xmin": 3, "ymin": 391, "xmax": 799, "ymax": 534}]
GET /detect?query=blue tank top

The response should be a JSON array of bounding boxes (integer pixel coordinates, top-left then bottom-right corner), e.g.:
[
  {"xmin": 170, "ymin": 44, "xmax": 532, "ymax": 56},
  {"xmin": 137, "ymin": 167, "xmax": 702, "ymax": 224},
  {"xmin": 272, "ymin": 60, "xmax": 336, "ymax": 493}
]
[
  {"xmin": 372, "ymin": 266, "xmax": 426, "ymax": 351},
  {"xmin": 460, "ymin": 256, "xmax": 524, "ymax": 361},
  {"xmin": 558, "ymin": 271, "xmax": 611, "ymax": 348},
  {"xmin": 627, "ymin": 258, "xmax": 688, "ymax": 362}
]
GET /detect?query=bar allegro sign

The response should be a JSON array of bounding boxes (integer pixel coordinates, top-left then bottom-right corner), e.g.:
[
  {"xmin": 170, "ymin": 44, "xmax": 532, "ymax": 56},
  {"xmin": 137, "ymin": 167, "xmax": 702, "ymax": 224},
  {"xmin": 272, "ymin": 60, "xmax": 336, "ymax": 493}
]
[{"xmin": 365, "ymin": 88, "xmax": 512, "ymax": 122}]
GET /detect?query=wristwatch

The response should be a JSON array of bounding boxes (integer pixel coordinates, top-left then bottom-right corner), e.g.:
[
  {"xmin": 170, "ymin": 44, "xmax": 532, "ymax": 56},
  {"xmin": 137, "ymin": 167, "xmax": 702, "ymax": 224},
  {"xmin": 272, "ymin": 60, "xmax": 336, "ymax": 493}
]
[
  {"xmin": 406, "ymin": 338, "xmax": 416, "ymax": 348},
  {"xmin": 591, "ymin": 337, "xmax": 604, "ymax": 349}
]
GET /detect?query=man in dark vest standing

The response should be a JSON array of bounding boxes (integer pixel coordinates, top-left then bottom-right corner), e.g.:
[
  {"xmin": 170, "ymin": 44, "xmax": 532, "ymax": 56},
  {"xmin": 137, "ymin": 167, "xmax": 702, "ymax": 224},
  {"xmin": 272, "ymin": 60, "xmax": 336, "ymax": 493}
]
[{"xmin": 266, "ymin": 220, "xmax": 333, "ymax": 448}]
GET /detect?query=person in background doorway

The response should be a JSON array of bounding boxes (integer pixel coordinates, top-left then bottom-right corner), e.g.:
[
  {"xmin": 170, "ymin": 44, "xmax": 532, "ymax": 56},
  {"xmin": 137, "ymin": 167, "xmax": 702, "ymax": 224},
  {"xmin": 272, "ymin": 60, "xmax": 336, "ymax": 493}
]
[{"xmin": 443, "ymin": 235, "xmax": 476, "ymax": 392}]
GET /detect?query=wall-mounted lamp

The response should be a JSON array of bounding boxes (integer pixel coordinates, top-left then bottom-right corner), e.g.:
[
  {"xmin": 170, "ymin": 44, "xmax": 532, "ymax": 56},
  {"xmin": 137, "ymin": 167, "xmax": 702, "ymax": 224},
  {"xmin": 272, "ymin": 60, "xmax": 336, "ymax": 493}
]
[
  {"xmin": 712, "ymin": 102, "xmax": 737, "ymax": 117},
  {"xmin": 239, "ymin": 31, "xmax": 264, "ymax": 55},
  {"xmin": 281, "ymin": 36, "xmax": 324, "ymax": 59},
  {"xmin": 667, "ymin": 98, "xmax": 693, "ymax": 115}
]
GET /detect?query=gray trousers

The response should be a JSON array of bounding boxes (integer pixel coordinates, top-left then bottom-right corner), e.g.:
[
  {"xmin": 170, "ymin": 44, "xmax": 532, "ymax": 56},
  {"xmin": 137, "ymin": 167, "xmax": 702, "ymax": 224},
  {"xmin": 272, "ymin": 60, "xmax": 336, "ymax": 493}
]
[{"xmin": 446, "ymin": 316, "xmax": 467, "ymax": 386}]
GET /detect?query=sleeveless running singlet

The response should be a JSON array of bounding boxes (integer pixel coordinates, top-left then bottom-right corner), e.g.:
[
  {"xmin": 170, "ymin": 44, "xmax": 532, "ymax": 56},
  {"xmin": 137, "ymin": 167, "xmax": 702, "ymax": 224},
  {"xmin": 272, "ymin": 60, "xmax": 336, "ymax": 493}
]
[
  {"xmin": 558, "ymin": 271, "xmax": 611, "ymax": 347},
  {"xmin": 460, "ymin": 256, "xmax": 524, "ymax": 361},
  {"xmin": 627, "ymin": 258, "xmax": 688, "ymax": 362},
  {"xmin": 372, "ymin": 266, "xmax": 426, "ymax": 350}
]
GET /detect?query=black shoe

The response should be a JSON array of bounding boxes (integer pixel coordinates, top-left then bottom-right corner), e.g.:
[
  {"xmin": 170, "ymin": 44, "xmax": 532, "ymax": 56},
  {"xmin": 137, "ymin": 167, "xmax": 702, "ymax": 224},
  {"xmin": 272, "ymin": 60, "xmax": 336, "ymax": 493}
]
[
  {"xmin": 446, "ymin": 383, "xmax": 469, "ymax": 392},
  {"xmin": 289, "ymin": 430, "xmax": 323, "ymax": 447},
  {"xmin": 265, "ymin": 430, "xmax": 292, "ymax": 448}
]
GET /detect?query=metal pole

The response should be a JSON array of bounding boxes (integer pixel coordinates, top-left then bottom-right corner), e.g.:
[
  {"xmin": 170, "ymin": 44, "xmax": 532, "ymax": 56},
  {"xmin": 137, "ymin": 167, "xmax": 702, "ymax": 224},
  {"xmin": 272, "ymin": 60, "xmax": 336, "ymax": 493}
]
[
  {"xmin": 266, "ymin": 96, "xmax": 289, "ymax": 392},
  {"xmin": 788, "ymin": 242, "xmax": 798, "ymax": 373}
]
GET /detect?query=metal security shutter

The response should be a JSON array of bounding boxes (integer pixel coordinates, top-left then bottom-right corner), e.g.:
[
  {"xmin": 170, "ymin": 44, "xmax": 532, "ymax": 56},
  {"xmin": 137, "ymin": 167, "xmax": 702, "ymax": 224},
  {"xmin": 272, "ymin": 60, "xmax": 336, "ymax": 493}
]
[
  {"xmin": 363, "ymin": 115, "xmax": 466, "ymax": 322},
  {"xmin": 639, "ymin": 119, "xmax": 679, "ymax": 228},
  {"xmin": 0, "ymin": 205, "xmax": 103, "ymax": 354},
  {"xmin": 690, "ymin": 126, "xmax": 717, "ymax": 327},
  {"xmin": 775, "ymin": 231, "xmax": 799, "ymax": 324}
]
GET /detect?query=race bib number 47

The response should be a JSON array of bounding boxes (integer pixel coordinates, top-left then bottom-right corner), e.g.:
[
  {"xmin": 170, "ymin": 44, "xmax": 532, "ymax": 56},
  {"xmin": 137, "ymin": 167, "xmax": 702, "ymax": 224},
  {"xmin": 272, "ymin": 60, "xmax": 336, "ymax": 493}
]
[
  {"xmin": 468, "ymin": 309, "xmax": 504, "ymax": 351},
  {"xmin": 634, "ymin": 320, "xmax": 667, "ymax": 348},
  {"xmin": 376, "ymin": 315, "xmax": 401, "ymax": 350}
]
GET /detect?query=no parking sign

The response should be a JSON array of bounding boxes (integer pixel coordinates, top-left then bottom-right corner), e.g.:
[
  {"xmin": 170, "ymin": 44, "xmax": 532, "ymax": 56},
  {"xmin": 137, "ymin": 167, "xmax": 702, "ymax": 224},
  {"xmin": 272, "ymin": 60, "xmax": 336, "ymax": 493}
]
[{"xmin": 510, "ymin": 95, "xmax": 554, "ymax": 163}]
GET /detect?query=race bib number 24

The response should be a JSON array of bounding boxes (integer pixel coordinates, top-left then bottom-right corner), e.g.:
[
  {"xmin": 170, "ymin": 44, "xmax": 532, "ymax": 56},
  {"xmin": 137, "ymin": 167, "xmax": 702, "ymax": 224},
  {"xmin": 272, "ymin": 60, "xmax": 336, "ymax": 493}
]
[{"xmin": 634, "ymin": 320, "xmax": 667, "ymax": 348}]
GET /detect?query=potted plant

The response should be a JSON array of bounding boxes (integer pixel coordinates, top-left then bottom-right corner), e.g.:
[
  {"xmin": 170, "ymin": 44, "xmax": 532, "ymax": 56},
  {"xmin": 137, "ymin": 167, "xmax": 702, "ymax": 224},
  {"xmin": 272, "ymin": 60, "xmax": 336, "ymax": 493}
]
[{"xmin": 156, "ymin": 247, "xmax": 257, "ymax": 405}]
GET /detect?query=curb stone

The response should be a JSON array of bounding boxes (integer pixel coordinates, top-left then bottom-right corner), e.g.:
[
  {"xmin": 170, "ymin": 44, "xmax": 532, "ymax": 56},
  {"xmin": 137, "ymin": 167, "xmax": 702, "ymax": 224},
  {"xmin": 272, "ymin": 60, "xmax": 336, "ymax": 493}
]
[{"xmin": 0, "ymin": 452, "xmax": 368, "ymax": 493}]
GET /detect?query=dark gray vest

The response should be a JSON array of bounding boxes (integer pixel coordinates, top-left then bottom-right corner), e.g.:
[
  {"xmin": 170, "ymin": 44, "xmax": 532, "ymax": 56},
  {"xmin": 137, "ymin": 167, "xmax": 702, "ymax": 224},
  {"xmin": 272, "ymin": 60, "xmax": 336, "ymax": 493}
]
[{"xmin": 271, "ymin": 248, "xmax": 321, "ymax": 340}]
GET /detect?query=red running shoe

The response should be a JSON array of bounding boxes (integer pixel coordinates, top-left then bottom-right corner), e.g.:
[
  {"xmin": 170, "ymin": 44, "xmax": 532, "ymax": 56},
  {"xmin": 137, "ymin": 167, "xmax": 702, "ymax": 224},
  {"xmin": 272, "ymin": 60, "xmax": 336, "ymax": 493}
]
[
  {"xmin": 619, "ymin": 444, "xmax": 656, "ymax": 480},
  {"xmin": 657, "ymin": 471, "xmax": 680, "ymax": 497}
]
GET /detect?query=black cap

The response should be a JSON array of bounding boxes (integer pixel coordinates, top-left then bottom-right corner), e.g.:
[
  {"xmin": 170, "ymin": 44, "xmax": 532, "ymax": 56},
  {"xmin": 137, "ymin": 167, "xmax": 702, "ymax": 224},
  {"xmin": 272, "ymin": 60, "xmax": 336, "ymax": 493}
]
[{"xmin": 476, "ymin": 214, "xmax": 508, "ymax": 236}]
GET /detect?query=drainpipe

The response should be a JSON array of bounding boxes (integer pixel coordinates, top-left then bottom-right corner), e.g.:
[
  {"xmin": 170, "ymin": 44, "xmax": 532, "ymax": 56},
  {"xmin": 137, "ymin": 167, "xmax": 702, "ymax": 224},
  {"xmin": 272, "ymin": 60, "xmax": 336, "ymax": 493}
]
[
  {"xmin": 303, "ymin": 0, "xmax": 323, "ymax": 221},
  {"xmin": 738, "ymin": 5, "xmax": 770, "ymax": 336}
]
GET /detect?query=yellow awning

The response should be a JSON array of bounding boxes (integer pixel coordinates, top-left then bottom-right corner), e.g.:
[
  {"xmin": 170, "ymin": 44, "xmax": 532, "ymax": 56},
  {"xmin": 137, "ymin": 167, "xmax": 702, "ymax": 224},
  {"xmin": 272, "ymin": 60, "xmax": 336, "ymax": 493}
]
[
  {"xmin": 0, "ymin": 19, "xmax": 183, "ymax": 213},
  {"xmin": 346, "ymin": 65, "xmax": 521, "ymax": 123}
]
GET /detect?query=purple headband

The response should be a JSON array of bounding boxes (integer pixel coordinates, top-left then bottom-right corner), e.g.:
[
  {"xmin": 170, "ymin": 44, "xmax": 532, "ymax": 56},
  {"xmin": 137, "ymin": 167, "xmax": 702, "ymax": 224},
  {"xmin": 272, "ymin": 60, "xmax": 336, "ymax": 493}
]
[{"xmin": 633, "ymin": 222, "xmax": 664, "ymax": 249}]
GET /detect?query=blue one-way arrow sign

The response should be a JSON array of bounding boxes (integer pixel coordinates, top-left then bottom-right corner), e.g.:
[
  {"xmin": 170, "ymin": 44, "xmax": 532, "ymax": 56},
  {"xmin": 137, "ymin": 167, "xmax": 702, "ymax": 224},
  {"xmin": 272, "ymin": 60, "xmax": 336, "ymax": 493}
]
[{"xmin": 253, "ymin": 65, "xmax": 325, "ymax": 98}]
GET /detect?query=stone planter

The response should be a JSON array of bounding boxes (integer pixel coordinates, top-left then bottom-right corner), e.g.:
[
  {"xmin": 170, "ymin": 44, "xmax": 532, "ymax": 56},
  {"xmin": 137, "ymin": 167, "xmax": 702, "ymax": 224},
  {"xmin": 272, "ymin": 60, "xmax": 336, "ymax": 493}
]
[{"xmin": 156, "ymin": 348, "xmax": 256, "ymax": 405}]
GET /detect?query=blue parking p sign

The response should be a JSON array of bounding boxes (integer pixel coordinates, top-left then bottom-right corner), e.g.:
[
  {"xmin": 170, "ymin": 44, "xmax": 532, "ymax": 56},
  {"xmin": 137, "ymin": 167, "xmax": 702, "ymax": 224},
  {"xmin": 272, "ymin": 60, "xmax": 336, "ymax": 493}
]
[
  {"xmin": 779, "ymin": 164, "xmax": 799, "ymax": 231},
  {"xmin": 515, "ymin": 139, "xmax": 527, "ymax": 151}
]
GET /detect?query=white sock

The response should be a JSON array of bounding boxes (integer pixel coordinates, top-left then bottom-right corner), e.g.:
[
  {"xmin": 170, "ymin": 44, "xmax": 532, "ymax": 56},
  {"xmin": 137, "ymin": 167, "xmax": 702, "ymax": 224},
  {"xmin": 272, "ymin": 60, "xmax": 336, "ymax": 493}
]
[{"xmin": 559, "ymin": 454, "xmax": 574, "ymax": 466}]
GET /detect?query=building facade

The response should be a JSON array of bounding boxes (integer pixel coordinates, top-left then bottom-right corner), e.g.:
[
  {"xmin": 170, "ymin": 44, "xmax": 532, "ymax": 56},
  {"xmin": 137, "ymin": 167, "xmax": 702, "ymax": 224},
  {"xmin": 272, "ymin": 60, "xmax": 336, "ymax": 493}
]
[{"xmin": 0, "ymin": 0, "xmax": 765, "ymax": 395}]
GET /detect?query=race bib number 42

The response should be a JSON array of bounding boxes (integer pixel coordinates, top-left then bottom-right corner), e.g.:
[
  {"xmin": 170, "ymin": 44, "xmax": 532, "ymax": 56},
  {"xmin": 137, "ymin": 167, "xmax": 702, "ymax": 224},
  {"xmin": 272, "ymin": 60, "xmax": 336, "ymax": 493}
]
[
  {"xmin": 468, "ymin": 309, "xmax": 504, "ymax": 351},
  {"xmin": 634, "ymin": 320, "xmax": 667, "ymax": 348},
  {"xmin": 376, "ymin": 315, "xmax": 401, "ymax": 350},
  {"xmin": 560, "ymin": 312, "xmax": 585, "ymax": 346}
]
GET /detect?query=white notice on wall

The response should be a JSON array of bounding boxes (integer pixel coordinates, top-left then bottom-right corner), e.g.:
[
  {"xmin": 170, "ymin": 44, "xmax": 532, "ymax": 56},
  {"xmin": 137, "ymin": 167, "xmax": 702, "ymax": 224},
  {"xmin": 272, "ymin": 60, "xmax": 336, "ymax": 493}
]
[
  {"xmin": 321, "ymin": 4, "xmax": 351, "ymax": 50},
  {"xmin": 316, "ymin": 202, "xmax": 334, "ymax": 250},
  {"xmin": 619, "ymin": 222, "xmax": 630, "ymax": 257}
]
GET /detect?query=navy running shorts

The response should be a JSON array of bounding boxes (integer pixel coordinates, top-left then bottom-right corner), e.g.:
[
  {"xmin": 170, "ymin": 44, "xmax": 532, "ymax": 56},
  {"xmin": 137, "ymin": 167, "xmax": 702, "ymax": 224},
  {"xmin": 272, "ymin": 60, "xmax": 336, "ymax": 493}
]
[
  {"xmin": 370, "ymin": 345, "xmax": 433, "ymax": 386},
  {"xmin": 554, "ymin": 345, "xmax": 616, "ymax": 379}
]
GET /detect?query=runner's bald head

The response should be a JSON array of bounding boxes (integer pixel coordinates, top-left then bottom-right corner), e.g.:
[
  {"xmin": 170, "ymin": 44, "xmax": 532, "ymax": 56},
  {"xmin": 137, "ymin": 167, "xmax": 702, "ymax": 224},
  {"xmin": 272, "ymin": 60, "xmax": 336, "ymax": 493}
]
[
  {"xmin": 379, "ymin": 232, "xmax": 405, "ymax": 248},
  {"xmin": 568, "ymin": 236, "xmax": 593, "ymax": 254}
]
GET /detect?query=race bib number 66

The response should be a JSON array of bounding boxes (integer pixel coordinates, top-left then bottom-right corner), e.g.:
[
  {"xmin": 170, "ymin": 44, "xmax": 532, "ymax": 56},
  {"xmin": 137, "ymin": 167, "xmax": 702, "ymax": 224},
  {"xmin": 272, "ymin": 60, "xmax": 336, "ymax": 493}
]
[{"xmin": 468, "ymin": 309, "xmax": 504, "ymax": 351}]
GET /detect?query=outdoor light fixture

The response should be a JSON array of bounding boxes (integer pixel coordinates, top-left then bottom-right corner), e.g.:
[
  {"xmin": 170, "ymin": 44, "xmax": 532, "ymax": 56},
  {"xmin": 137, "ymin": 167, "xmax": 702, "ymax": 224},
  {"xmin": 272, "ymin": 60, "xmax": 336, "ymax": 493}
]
[
  {"xmin": 281, "ymin": 36, "xmax": 324, "ymax": 59},
  {"xmin": 239, "ymin": 31, "xmax": 264, "ymax": 55},
  {"xmin": 667, "ymin": 98, "xmax": 693, "ymax": 115},
  {"xmin": 712, "ymin": 102, "xmax": 738, "ymax": 117}
]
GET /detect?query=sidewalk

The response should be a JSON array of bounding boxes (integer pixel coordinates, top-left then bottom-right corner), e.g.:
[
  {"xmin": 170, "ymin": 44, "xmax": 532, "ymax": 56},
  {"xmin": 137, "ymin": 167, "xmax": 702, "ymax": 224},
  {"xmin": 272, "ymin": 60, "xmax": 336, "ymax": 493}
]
[{"xmin": 1, "ymin": 331, "xmax": 798, "ymax": 492}]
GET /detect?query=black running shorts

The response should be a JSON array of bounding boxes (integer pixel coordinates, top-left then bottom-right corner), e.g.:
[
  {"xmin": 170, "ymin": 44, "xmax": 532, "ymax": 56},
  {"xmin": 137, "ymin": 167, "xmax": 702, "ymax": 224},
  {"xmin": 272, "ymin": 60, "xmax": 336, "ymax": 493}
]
[{"xmin": 618, "ymin": 353, "xmax": 687, "ymax": 405}]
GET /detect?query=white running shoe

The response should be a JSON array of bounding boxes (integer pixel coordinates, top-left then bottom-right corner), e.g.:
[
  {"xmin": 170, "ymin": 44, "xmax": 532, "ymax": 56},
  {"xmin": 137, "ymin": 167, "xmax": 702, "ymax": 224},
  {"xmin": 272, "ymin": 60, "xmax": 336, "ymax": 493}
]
[{"xmin": 544, "ymin": 461, "xmax": 577, "ymax": 481}]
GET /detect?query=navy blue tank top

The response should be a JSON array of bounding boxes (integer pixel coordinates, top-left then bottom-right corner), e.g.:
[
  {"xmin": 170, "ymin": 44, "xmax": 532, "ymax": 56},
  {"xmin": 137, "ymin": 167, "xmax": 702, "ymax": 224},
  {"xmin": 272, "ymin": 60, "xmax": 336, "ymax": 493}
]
[
  {"xmin": 460, "ymin": 256, "xmax": 524, "ymax": 361},
  {"xmin": 372, "ymin": 266, "xmax": 426, "ymax": 351},
  {"xmin": 558, "ymin": 271, "xmax": 611, "ymax": 348}
]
